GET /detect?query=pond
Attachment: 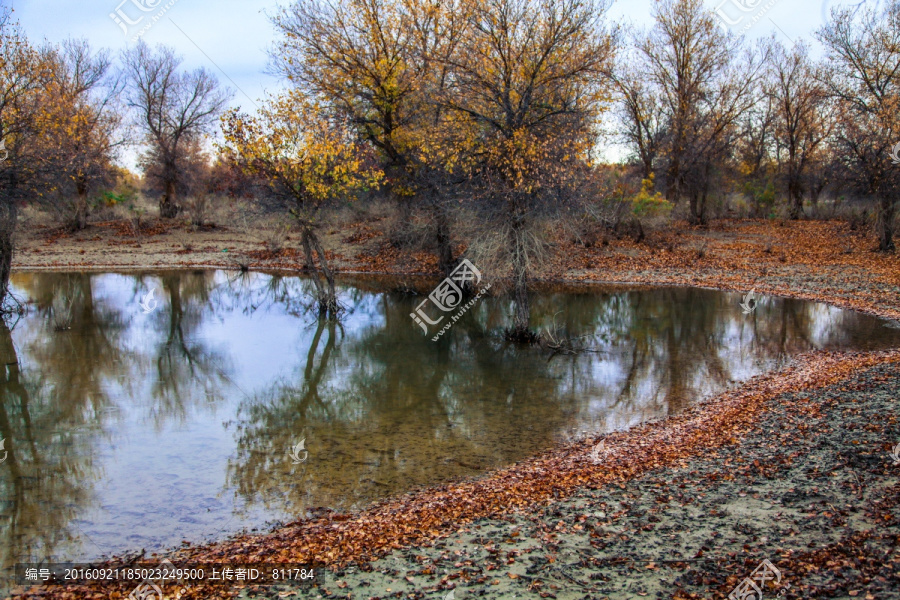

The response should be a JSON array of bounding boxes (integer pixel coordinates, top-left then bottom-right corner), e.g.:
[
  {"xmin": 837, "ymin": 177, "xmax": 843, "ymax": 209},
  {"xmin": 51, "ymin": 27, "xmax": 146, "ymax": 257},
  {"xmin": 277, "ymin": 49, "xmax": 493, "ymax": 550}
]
[{"xmin": 0, "ymin": 270, "xmax": 898, "ymax": 586}]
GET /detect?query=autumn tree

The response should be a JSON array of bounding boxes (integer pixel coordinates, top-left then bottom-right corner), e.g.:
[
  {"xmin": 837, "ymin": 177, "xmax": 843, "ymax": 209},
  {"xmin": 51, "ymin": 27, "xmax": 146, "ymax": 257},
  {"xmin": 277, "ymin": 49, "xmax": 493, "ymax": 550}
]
[
  {"xmin": 609, "ymin": 46, "xmax": 667, "ymax": 180},
  {"xmin": 34, "ymin": 39, "xmax": 123, "ymax": 230},
  {"xmin": 122, "ymin": 41, "xmax": 230, "ymax": 219},
  {"xmin": 734, "ymin": 78, "xmax": 777, "ymax": 217},
  {"xmin": 272, "ymin": 0, "xmax": 471, "ymax": 275},
  {"xmin": 139, "ymin": 139, "xmax": 204, "ymax": 200},
  {"xmin": 221, "ymin": 94, "xmax": 381, "ymax": 317},
  {"xmin": 817, "ymin": 1, "xmax": 900, "ymax": 251},
  {"xmin": 438, "ymin": 0, "xmax": 617, "ymax": 340},
  {"xmin": 635, "ymin": 0, "xmax": 764, "ymax": 224},
  {"xmin": 0, "ymin": 10, "xmax": 53, "ymax": 309},
  {"xmin": 395, "ymin": 0, "xmax": 475, "ymax": 274},
  {"xmin": 766, "ymin": 40, "xmax": 832, "ymax": 220}
]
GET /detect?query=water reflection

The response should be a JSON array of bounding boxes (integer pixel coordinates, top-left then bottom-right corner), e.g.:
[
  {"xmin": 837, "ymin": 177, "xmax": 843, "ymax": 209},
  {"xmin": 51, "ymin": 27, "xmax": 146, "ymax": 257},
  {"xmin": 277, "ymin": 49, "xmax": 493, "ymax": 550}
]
[{"xmin": 0, "ymin": 271, "xmax": 897, "ymax": 586}]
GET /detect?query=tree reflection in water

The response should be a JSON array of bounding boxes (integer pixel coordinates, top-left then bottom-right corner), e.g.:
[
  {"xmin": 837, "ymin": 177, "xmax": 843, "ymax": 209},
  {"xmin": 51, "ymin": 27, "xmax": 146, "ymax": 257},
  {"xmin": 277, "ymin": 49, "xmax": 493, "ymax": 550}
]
[{"xmin": 0, "ymin": 271, "xmax": 897, "ymax": 584}]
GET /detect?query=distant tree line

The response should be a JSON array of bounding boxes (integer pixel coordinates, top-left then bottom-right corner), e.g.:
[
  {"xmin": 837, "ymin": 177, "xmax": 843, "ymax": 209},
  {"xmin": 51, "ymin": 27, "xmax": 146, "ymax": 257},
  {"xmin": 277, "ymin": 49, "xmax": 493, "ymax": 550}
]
[{"xmin": 0, "ymin": 0, "xmax": 898, "ymax": 337}]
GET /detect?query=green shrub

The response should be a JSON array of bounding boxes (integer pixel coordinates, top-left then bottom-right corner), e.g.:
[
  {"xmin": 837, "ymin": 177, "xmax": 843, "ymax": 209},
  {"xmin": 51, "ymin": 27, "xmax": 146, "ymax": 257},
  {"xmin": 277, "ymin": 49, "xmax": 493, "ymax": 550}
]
[
  {"xmin": 742, "ymin": 179, "xmax": 775, "ymax": 218},
  {"xmin": 631, "ymin": 175, "xmax": 673, "ymax": 219}
]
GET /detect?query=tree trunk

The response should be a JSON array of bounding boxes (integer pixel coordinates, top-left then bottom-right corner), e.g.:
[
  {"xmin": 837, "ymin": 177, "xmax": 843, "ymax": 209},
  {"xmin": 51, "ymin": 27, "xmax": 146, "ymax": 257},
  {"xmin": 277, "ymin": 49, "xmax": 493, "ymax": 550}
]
[
  {"xmin": 810, "ymin": 179, "xmax": 825, "ymax": 207},
  {"xmin": 788, "ymin": 194, "xmax": 802, "ymax": 220},
  {"xmin": 73, "ymin": 190, "xmax": 89, "ymax": 231},
  {"xmin": 507, "ymin": 208, "xmax": 535, "ymax": 342},
  {"xmin": 877, "ymin": 194, "xmax": 896, "ymax": 252},
  {"xmin": 642, "ymin": 157, "xmax": 653, "ymax": 181},
  {"xmin": 300, "ymin": 227, "xmax": 326, "ymax": 308},
  {"xmin": 435, "ymin": 205, "xmax": 455, "ymax": 277},
  {"xmin": 788, "ymin": 176, "xmax": 803, "ymax": 220},
  {"xmin": 689, "ymin": 174, "xmax": 710, "ymax": 226},
  {"xmin": 300, "ymin": 226, "xmax": 339, "ymax": 318},
  {"xmin": 0, "ymin": 200, "xmax": 17, "ymax": 310},
  {"xmin": 310, "ymin": 232, "xmax": 338, "ymax": 317},
  {"xmin": 512, "ymin": 267, "xmax": 529, "ymax": 333},
  {"xmin": 160, "ymin": 179, "xmax": 179, "ymax": 219},
  {"xmin": 666, "ymin": 148, "xmax": 682, "ymax": 207},
  {"xmin": 688, "ymin": 193, "xmax": 704, "ymax": 225}
]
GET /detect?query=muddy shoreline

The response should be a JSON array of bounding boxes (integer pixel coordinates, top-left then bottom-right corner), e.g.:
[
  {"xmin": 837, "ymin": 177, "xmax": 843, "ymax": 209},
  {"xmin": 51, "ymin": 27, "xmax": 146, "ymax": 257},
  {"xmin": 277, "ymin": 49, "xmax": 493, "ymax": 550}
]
[{"xmin": 12, "ymin": 218, "xmax": 900, "ymax": 323}]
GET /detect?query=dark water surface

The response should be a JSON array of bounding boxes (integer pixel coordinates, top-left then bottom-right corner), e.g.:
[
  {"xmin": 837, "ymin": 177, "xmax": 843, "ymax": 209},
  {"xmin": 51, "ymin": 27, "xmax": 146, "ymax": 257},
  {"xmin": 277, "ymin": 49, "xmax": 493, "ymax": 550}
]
[{"xmin": 1, "ymin": 270, "xmax": 898, "ymax": 579}]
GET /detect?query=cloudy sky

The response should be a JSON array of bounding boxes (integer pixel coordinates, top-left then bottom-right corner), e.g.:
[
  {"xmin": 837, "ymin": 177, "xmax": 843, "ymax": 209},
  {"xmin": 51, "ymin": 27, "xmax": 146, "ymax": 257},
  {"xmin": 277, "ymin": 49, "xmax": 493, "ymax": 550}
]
[{"xmin": 1, "ymin": 0, "xmax": 883, "ymax": 164}]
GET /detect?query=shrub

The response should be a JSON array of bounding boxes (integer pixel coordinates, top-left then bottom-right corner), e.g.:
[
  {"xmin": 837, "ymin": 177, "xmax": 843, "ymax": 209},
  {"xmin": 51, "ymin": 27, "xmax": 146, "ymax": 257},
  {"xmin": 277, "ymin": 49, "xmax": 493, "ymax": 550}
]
[
  {"xmin": 631, "ymin": 175, "xmax": 673, "ymax": 219},
  {"xmin": 743, "ymin": 179, "xmax": 776, "ymax": 218}
]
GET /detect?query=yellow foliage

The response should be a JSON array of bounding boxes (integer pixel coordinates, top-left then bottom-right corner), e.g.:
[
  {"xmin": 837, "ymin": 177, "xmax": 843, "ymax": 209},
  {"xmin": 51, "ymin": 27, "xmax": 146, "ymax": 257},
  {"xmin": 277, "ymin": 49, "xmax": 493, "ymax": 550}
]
[
  {"xmin": 631, "ymin": 174, "xmax": 673, "ymax": 218},
  {"xmin": 220, "ymin": 92, "xmax": 382, "ymax": 223}
]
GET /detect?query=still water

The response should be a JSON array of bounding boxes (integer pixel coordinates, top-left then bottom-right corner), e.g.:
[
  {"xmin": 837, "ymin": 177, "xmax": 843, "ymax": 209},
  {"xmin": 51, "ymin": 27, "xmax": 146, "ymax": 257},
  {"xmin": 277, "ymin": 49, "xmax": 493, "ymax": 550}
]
[{"xmin": 0, "ymin": 270, "xmax": 898, "ymax": 581}]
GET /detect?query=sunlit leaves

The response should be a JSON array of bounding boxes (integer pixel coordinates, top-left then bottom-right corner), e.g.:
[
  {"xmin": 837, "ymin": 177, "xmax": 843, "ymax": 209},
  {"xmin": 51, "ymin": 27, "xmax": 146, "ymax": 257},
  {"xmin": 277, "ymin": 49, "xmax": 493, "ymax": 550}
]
[
  {"xmin": 221, "ymin": 92, "xmax": 382, "ymax": 222},
  {"xmin": 28, "ymin": 39, "xmax": 122, "ymax": 229}
]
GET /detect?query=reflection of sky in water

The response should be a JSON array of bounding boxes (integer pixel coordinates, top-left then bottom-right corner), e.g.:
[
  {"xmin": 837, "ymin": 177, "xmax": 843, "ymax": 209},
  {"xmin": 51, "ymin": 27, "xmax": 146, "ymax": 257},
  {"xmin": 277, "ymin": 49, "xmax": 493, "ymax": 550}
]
[{"xmin": 0, "ymin": 271, "xmax": 898, "ymax": 583}]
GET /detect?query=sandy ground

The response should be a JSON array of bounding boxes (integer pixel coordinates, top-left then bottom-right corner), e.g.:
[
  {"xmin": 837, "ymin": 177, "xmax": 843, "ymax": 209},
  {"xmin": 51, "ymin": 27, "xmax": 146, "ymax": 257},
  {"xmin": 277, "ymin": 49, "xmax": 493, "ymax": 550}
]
[{"xmin": 6, "ymin": 215, "xmax": 900, "ymax": 600}]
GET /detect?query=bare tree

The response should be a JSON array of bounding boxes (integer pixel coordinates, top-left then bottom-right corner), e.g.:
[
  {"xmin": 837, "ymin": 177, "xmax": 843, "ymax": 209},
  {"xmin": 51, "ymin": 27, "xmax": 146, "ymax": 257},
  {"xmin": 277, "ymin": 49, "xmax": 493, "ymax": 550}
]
[
  {"xmin": 735, "ymin": 79, "xmax": 777, "ymax": 217},
  {"xmin": 817, "ymin": 1, "xmax": 900, "ymax": 251},
  {"xmin": 637, "ymin": 0, "xmax": 764, "ymax": 224},
  {"xmin": 609, "ymin": 51, "xmax": 667, "ymax": 180},
  {"xmin": 122, "ymin": 41, "xmax": 230, "ymax": 219},
  {"xmin": 139, "ymin": 134, "xmax": 211, "ymax": 223},
  {"xmin": 767, "ymin": 40, "xmax": 832, "ymax": 220}
]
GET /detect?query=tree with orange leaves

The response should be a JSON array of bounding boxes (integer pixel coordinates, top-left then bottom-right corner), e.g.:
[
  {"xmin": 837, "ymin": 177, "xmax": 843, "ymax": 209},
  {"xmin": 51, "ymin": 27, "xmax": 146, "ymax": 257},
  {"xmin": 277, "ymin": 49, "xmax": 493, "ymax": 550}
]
[
  {"xmin": 221, "ymin": 94, "xmax": 382, "ymax": 317},
  {"xmin": 0, "ymin": 8, "xmax": 54, "ymax": 311},
  {"xmin": 31, "ymin": 39, "xmax": 124, "ymax": 231},
  {"xmin": 437, "ymin": 0, "xmax": 618, "ymax": 340},
  {"xmin": 272, "ymin": 0, "xmax": 472, "ymax": 276}
]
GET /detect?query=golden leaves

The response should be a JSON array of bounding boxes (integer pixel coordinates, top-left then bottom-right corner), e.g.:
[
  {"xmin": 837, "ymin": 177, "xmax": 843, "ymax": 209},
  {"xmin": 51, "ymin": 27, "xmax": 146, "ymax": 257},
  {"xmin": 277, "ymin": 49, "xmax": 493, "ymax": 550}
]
[{"xmin": 221, "ymin": 92, "xmax": 382, "ymax": 212}]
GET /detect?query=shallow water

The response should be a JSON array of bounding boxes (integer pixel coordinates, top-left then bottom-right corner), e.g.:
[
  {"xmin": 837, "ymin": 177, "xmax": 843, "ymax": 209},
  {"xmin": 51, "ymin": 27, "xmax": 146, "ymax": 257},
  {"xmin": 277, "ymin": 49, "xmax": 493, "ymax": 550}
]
[{"xmin": 0, "ymin": 270, "xmax": 897, "ymax": 582}]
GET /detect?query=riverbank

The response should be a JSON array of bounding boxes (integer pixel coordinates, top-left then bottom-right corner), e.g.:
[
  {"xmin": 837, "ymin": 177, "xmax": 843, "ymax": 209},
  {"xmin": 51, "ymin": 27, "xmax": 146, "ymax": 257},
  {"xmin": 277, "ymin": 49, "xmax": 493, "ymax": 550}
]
[
  {"xmin": 13, "ymin": 217, "xmax": 900, "ymax": 321},
  {"xmin": 231, "ymin": 351, "xmax": 900, "ymax": 600},
  {"xmin": 6, "ymin": 216, "xmax": 900, "ymax": 599}
]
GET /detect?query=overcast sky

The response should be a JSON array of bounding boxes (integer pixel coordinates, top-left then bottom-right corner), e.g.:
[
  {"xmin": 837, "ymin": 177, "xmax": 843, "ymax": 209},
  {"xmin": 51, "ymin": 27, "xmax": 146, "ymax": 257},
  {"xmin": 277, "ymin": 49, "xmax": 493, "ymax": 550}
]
[{"xmin": 1, "ymin": 0, "xmax": 883, "ymax": 165}]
